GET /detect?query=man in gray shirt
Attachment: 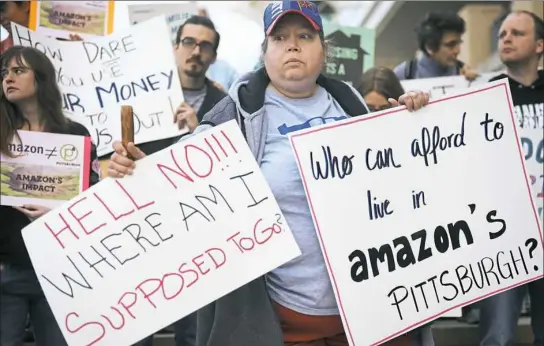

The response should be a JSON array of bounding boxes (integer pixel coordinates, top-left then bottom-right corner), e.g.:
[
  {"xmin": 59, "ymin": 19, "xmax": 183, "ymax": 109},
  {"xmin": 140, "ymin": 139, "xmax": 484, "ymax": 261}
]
[{"xmin": 393, "ymin": 11, "xmax": 478, "ymax": 81}]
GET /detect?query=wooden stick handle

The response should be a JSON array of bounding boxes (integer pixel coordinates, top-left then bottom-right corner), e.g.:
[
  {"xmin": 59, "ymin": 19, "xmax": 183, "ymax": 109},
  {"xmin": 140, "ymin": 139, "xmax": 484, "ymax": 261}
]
[{"xmin": 121, "ymin": 106, "xmax": 135, "ymax": 160}]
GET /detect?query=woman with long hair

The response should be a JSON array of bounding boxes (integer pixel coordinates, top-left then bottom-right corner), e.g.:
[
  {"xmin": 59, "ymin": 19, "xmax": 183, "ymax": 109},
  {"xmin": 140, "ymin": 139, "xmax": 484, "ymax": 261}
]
[
  {"xmin": 0, "ymin": 45, "xmax": 99, "ymax": 346},
  {"xmin": 357, "ymin": 66, "xmax": 406, "ymax": 112}
]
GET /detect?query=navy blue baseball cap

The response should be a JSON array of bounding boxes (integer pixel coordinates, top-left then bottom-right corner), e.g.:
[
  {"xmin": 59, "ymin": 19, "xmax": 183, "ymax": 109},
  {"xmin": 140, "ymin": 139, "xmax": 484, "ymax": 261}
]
[{"xmin": 263, "ymin": 1, "xmax": 323, "ymax": 35}]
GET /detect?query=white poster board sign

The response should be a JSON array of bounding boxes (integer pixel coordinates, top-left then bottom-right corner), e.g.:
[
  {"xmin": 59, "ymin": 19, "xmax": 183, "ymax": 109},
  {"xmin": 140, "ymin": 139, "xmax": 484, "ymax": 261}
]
[
  {"xmin": 10, "ymin": 17, "xmax": 183, "ymax": 157},
  {"xmin": 517, "ymin": 116, "xmax": 543, "ymax": 222},
  {"xmin": 127, "ymin": 3, "xmax": 198, "ymax": 44},
  {"xmin": 401, "ymin": 71, "xmax": 531, "ymax": 319},
  {"xmin": 523, "ymin": 129, "xmax": 543, "ymax": 220},
  {"xmin": 1, "ymin": 131, "xmax": 91, "ymax": 208},
  {"xmin": 401, "ymin": 73, "xmax": 498, "ymax": 99},
  {"xmin": 289, "ymin": 80, "xmax": 543, "ymax": 345},
  {"xmin": 22, "ymin": 121, "xmax": 301, "ymax": 346}
]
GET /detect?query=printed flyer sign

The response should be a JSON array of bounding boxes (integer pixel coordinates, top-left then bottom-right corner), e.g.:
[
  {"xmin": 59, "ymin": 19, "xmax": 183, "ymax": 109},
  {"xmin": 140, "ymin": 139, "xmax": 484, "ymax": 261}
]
[
  {"xmin": 1, "ymin": 130, "xmax": 91, "ymax": 209},
  {"xmin": 29, "ymin": 1, "xmax": 115, "ymax": 39}
]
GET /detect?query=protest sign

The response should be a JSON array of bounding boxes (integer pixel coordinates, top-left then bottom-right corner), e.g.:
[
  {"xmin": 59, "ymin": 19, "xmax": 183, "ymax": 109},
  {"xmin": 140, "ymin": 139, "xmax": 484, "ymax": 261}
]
[
  {"xmin": 22, "ymin": 121, "xmax": 301, "ymax": 346},
  {"xmin": 29, "ymin": 1, "xmax": 115, "ymax": 39},
  {"xmin": 11, "ymin": 17, "xmax": 184, "ymax": 157},
  {"xmin": 521, "ymin": 129, "xmax": 544, "ymax": 221},
  {"xmin": 1, "ymin": 25, "xmax": 14, "ymax": 54},
  {"xmin": 127, "ymin": 3, "xmax": 198, "ymax": 45},
  {"xmin": 323, "ymin": 24, "xmax": 375, "ymax": 87},
  {"xmin": 402, "ymin": 74, "xmax": 543, "ymax": 222},
  {"xmin": 289, "ymin": 80, "xmax": 543, "ymax": 345},
  {"xmin": 1, "ymin": 130, "xmax": 91, "ymax": 209},
  {"xmin": 400, "ymin": 73, "xmax": 498, "ymax": 99}
]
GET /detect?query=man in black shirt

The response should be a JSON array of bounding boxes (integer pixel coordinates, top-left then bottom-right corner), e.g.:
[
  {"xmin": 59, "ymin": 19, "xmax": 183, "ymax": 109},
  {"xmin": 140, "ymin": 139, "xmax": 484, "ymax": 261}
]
[{"xmin": 479, "ymin": 10, "xmax": 544, "ymax": 346}]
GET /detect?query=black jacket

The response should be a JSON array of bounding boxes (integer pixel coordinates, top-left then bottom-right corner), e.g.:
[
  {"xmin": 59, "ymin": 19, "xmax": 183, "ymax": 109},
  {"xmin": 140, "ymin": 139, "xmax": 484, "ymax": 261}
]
[
  {"xmin": 0, "ymin": 121, "xmax": 100, "ymax": 269},
  {"xmin": 489, "ymin": 70, "xmax": 544, "ymax": 129},
  {"xmin": 192, "ymin": 69, "xmax": 369, "ymax": 346}
]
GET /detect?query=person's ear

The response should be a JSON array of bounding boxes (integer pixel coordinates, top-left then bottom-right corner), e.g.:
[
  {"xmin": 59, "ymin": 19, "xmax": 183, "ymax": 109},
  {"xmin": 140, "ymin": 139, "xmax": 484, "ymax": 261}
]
[
  {"xmin": 424, "ymin": 44, "xmax": 434, "ymax": 56},
  {"xmin": 536, "ymin": 38, "xmax": 543, "ymax": 56},
  {"xmin": 211, "ymin": 51, "xmax": 217, "ymax": 64}
]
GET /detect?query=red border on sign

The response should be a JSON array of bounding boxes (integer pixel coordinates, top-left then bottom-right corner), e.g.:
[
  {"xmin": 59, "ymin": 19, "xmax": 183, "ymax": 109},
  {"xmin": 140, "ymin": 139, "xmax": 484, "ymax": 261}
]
[{"xmin": 289, "ymin": 82, "xmax": 544, "ymax": 346}]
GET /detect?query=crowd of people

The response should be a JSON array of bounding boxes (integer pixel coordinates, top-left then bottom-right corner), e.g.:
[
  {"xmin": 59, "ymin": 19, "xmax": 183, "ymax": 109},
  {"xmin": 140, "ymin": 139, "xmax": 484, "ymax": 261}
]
[{"xmin": 0, "ymin": 1, "xmax": 542, "ymax": 346}]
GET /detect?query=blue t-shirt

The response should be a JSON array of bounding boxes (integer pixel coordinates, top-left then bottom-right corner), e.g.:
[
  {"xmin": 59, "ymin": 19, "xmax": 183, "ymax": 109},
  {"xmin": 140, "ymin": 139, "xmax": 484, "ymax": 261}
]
[{"xmin": 261, "ymin": 85, "xmax": 349, "ymax": 315}]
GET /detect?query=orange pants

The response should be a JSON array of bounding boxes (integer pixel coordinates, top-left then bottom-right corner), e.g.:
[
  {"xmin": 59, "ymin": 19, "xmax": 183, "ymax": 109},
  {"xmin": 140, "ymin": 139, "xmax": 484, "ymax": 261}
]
[{"xmin": 274, "ymin": 302, "xmax": 412, "ymax": 346}]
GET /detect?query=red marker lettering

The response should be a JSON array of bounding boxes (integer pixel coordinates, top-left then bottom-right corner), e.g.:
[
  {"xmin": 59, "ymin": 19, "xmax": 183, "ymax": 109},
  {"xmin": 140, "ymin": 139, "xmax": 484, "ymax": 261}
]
[
  {"xmin": 45, "ymin": 213, "xmax": 79, "ymax": 249},
  {"xmin": 204, "ymin": 137, "xmax": 221, "ymax": 161},
  {"xmin": 254, "ymin": 219, "xmax": 282, "ymax": 245},
  {"xmin": 118, "ymin": 292, "xmax": 138, "ymax": 319},
  {"xmin": 68, "ymin": 197, "xmax": 106, "ymax": 236},
  {"xmin": 178, "ymin": 263, "xmax": 199, "ymax": 288},
  {"xmin": 157, "ymin": 148, "xmax": 195, "ymax": 189},
  {"xmin": 94, "ymin": 192, "xmax": 134, "ymax": 221},
  {"xmin": 161, "ymin": 272, "xmax": 185, "ymax": 300},
  {"xmin": 221, "ymin": 130, "xmax": 238, "ymax": 154},
  {"xmin": 135, "ymin": 278, "xmax": 162, "ymax": 308},
  {"xmin": 115, "ymin": 180, "xmax": 155, "ymax": 210},
  {"xmin": 192, "ymin": 254, "xmax": 210, "ymax": 275},
  {"xmin": 65, "ymin": 312, "xmax": 106, "ymax": 346},
  {"xmin": 185, "ymin": 144, "xmax": 213, "ymax": 178},
  {"xmin": 205, "ymin": 248, "xmax": 227, "ymax": 269},
  {"xmin": 100, "ymin": 306, "xmax": 125, "ymax": 330},
  {"xmin": 211, "ymin": 133, "xmax": 227, "ymax": 157}
]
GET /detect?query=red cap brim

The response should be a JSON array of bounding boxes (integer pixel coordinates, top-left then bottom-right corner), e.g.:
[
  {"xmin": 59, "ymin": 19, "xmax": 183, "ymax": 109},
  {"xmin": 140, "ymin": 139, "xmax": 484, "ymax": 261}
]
[{"xmin": 266, "ymin": 10, "xmax": 321, "ymax": 35}]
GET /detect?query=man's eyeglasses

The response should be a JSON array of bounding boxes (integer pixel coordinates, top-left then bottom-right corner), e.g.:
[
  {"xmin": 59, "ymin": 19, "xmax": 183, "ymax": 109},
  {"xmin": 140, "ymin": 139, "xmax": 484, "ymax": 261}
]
[{"xmin": 180, "ymin": 37, "xmax": 215, "ymax": 54}]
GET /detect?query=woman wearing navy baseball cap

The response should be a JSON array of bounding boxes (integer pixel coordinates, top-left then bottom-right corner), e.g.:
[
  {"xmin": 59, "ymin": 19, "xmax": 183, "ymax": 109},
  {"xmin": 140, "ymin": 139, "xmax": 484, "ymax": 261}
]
[{"xmin": 108, "ymin": 1, "xmax": 431, "ymax": 345}]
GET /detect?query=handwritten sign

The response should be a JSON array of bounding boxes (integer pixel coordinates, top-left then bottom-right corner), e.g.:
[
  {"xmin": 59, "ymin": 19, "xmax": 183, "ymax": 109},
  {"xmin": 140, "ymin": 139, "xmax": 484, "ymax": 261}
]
[
  {"xmin": 289, "ymin": 80, "xmax": 543, "ymax": 345},
  {"xmin": 515, "ymin": 95, "xmax": 544, "ymax": 221},
  {"xmin": 522, "ymin": 128, "xmax": 544, "ymax": 220},
  {"xmin": 29, "ymin": 1, "xmax": 115, "ymax": 39},
  {"xmin": 22, "ymin": 121, "xmax": 301, "ymax": 346},
  {"xmin": 400, "ymin": 73, "xmax": 498, "ymax": 99},
  {"xmin": 127, "ymin": 3, "xmax": 198, "ymax": 45},
  {"xmin": 11, "ymin": 17, "xmax": 183, "ymax": 157},
  {"xmin": 1, "ymin": 130, "xmax": 91, "ymax": 209}
]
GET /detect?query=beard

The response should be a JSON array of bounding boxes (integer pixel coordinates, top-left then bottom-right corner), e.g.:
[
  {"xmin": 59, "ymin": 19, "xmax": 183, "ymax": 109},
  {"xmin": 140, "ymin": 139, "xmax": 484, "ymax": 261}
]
[{"xmin": 184, "ymin": 58, "xmax": 206, "ymax": 78}]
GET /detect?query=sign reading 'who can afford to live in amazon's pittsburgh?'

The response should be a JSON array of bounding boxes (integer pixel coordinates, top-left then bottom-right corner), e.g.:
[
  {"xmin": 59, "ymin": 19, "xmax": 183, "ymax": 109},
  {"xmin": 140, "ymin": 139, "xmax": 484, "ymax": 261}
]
[{"xmin": 289, "ymin": 79, "xmax": 543, "ymax": 346}]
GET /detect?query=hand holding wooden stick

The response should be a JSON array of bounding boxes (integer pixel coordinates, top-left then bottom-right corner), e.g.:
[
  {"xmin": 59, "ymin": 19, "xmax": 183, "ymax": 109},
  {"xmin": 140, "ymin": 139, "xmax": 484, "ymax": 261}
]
[{"xmin": 121, "ymin": 106, "xmax": 135, "ymax": 160}]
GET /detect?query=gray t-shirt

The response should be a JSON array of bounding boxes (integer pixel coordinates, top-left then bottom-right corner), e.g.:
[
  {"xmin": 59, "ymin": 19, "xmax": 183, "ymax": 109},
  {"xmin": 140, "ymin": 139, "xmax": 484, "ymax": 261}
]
[
  {"xmin": 261, "ymin": 85, "xmax": 349, "ymax": 316},
  {"xmin": 393, "ymin": 54, "xmax": 460, "ymax": 81},
  {"xmin": 183, "ymin": 86, "xmax": 207, "ymax": 113}
]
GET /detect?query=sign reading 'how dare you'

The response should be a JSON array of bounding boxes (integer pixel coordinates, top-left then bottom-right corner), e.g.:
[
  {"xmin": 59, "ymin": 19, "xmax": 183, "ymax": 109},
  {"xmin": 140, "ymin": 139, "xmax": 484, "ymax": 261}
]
[
  {"xmin": 290, "ymin": 80, "xmax": 543, "ymax": 346},
  {"xmin": 11, "ymin": 17, "xmax": 183, "ymax": 157}
]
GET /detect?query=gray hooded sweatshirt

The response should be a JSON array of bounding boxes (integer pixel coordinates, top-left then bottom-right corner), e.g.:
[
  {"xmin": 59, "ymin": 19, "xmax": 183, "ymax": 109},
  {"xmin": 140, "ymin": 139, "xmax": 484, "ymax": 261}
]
[{"xmin": 178, "ymin": 68, "xmax": 435, "ymax": 346}]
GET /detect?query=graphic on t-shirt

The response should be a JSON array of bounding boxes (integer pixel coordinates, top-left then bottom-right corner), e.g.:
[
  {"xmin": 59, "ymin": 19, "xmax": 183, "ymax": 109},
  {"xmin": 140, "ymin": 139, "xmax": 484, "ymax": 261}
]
[
  {"xmin": 277, "ymin": 115, "xmax": 347, "ymax": 135},
  {"xmin": 514, "ymin": 102, "xmax": 543, "ymax": 129}
]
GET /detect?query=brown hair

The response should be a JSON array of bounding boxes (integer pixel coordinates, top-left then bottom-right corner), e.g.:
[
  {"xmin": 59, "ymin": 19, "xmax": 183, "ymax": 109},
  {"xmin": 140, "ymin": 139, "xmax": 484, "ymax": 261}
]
[
  {"xmin": 357, "ymin": 66, "xmax": 405, "ymax": 101},
  {"xmin": 1, "ymin": 46, "xmax": 68, "ymax": 157}
]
